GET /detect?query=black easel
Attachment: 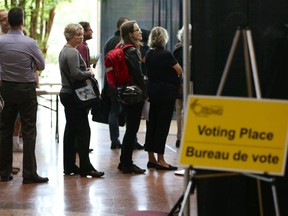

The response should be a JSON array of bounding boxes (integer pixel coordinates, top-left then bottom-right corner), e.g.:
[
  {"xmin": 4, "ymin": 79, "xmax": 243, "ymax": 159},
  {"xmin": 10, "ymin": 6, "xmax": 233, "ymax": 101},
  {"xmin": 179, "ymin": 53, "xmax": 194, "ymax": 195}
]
[{"xmin": 169, "ymin": 27, "xmax": 281, "ymax": 216}]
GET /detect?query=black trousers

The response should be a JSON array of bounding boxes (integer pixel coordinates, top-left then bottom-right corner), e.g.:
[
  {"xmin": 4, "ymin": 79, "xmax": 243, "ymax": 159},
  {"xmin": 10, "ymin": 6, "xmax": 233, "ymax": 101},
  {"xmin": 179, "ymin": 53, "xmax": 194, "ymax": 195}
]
[
  {"xmin": 120, "ymin": 101, "xmax": 144, "ymax": 166},
  {"xmin": 144, "ymin": 99, "xmax": 175, "ymax": 154},
  {"xmin": 0, "ymin": 82, "xmax": 38, "ymax": 178},
  {"xmin": 60, "ymin": 93, "xmax": 94, "ymax": 173}
]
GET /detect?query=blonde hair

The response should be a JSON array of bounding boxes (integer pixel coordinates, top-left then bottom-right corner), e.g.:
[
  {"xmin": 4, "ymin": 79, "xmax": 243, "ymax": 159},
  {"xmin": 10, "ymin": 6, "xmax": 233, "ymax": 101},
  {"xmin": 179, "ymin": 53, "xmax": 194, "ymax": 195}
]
[
  {"xmin": 177, "ymin": 24, "xmax": 192, "ymax": 45},
  {"xmin": 148, "ymin": 26, "xmax": 169, "ymax": 48},
  {"xmin": 64, "ymin": 23, "xmax": 83, "ymax": 41}
]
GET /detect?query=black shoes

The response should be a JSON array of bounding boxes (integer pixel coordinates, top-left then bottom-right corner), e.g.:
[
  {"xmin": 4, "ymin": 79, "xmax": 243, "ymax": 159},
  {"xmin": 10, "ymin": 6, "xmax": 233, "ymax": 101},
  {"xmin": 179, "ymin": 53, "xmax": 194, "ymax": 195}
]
[
  {"xmin": 176, "ymin": 139, "xmax": 181, "ymax": 148},
  {"xmin": 0, "ymin": 174, "xmax": 13, "ymax": 182},
  {"xmin": 64, "ymin": 165, "xmax": 80, "ymax": 176},
  {"xmin": 155, "ymin": 164, "xmax": 178, "ymax": 171},
  {"xmin": 147, "ymin": 162, "xmax": 178, "ymax": 170},
  {"xmin": 111, "ymin": 141, "xmax": 122, "ymax": 149},
  {"xmin": 119, "ymin": 163, "xmax": 146, "ymax": 174},
  {"xmin": 23, "ymin": 175, "xmax": 49, "ymax": 184},
  {"xmin": 111, "ymin": 141, "xmax": 144, "ymax": 150},
  {"xmin": 147, "ymin": 162, "xmax": 157, "ymax": 168},
  {"xmin": 12, "ymin": 167, "xmax": 20, "ymax": 175},
  {"xmin": 80, "ymin": 170, "xmax": 104, "ymax": 178},
  {"xmin": 133, "ymin": 142, "xmax": 144, "ymax": 150}
]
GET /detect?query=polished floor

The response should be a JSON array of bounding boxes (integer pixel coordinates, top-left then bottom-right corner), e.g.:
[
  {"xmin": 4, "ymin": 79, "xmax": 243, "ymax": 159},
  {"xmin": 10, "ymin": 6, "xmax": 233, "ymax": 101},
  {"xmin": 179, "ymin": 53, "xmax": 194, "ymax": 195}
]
[{"xmin": 0, "ymin": 96, "xmax": 197, "ymax": 216}]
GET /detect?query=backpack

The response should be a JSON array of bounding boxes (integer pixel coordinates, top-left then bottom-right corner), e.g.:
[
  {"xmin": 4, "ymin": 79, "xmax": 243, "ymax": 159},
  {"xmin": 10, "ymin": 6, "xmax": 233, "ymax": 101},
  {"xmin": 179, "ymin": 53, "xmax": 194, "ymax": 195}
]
[{"xmin": 104, "ymin": 43, "xmax": 134, "ymax": 88}]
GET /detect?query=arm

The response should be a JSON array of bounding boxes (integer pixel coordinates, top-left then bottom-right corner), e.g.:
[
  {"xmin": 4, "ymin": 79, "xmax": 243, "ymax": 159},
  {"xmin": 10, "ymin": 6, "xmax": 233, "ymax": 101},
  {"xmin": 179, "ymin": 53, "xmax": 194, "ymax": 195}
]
[
  {"xmin": 66, "ymin": 49, "xmax": 91, "ymax": 81},
  {"xmin": 125, "ymin": 47, "xmax": 146, "ymax": 94},
  {"xmin": 30, "ymin": 40, "xmax": 45, "ymax": 71},
  {"xmin": 173, "ymin": 63, "xmax": 183, "ymax": 76}
]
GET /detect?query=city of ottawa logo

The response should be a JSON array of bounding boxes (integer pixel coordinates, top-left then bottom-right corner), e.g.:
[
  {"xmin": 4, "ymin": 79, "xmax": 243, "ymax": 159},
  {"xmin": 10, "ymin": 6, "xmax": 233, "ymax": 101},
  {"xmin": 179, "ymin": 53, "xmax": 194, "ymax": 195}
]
[{"xmin": 191, "ymin": 99, "xmax": 223, "ymax": 117}]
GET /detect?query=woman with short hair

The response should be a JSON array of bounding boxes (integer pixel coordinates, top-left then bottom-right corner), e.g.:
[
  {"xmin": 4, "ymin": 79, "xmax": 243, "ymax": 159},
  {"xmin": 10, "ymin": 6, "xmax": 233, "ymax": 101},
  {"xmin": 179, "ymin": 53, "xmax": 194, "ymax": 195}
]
[
  {"xmin": 145, "ymin": 26, "xmax": 182, "ymax": 170},
  {"xmin": 59, "ymin": 23, "xmax": 104, "ymax": 178}
]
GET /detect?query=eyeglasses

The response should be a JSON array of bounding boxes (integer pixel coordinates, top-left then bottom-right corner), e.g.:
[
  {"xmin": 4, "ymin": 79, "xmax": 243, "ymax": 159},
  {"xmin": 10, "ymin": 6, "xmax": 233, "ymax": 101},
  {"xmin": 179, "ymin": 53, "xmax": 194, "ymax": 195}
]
[{"xmin": 133, "ymin": 28, "xmax": 142, "ymax": 33}]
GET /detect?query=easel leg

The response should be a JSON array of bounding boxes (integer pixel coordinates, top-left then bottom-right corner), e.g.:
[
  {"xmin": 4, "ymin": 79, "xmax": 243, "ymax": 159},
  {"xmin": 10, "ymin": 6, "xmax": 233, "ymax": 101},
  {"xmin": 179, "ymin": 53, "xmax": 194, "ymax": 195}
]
[
  {"xmin": 245, "ymin": 29, "xmax": 262, "ymax": 98},
  {"xmin": 217, "ymin": 28, "xmax": 241, "ymax": 96},
  {"xmin": 178, "ymin": 177, "xmax": 195, "ymax": 215},
  {"xmin": 169, "ymin": 175, "xmax": 196, "ymax": 216},
  {"xmin": 257, "ymin": 179, "xmax": 264, "ymax": 216},
  {"xmin": 243, "ymin": 173, "xmax": 281, "ymax": 216},
  {"xmin": 241, "ymin": 29, "xmax": 253, "ymax": 97},
  {"xmin": 271, "ymin": 179, "xmax": 281, "ymax": 216}
]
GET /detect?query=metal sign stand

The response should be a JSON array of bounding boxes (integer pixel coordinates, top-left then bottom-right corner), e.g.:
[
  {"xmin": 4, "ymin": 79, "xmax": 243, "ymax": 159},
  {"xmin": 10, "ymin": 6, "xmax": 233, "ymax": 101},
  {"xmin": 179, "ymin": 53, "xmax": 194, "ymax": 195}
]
[
  {"xmin": 170, "ymin": 27, "xmax": 282, "ymax": 216},
  {"xmin": 218, "ymin": 27, "xmax": 280, "ymax": 216}
]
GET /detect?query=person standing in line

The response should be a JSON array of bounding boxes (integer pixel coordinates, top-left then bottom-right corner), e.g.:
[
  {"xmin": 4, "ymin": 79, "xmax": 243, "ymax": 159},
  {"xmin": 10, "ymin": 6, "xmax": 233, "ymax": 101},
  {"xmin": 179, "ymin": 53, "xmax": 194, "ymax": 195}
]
[
  {"xmin": 76, "ymin": 21, "xmax": 93, "ymax": 68},
  {"xmin": 0, "ymin": 9, "xmax": 23, "ymax": 153},
  {"xmin": 117, "ymin": 20, "xmax": 146, "ymax": 174},
  {"xmin": 76, "ymin": 21, "xmax": 94, "ymax": 153},
  {"xmin": 0, "ymin": 9, "xmax": 22, "ymax": 175},
  {"xmin": 144, "ymin": 27, "xmax": 182, "ymax": 170},
  {"xmin": 139, "ymin": 29, "xmax": 150, "ymax": 122},
  {"xmin": 0, "ymin": 9, "xmax": 9, "ymax": 35},
  {"xmin": 0, "ymin": 7, "xmax": 48, "ymax": 183},
  {"xmin": 59, "ymin": 23, "xmax": 104, "ymax": 178},
  {"xmin": 103, "ymin": 17, "xmax": 144, "ymax": 150},
  {"xmin": 172, "ymin": 25, "xmax": 192, "ymax": 148}
]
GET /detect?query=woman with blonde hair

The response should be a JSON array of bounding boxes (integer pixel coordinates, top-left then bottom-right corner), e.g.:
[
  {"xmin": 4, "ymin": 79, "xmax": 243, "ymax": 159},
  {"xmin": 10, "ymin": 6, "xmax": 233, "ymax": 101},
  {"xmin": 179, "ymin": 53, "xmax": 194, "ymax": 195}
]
[
  {"xmin": 144, "ymin": 26, "xmax": 182, "ymax": 170},
  {"xmin": 59, "ymin": 23, "xmax": 104, "ymax": 178},
  {"xmin": 173, "ymin": 24, "xmax": 192, "ymax": 148}
]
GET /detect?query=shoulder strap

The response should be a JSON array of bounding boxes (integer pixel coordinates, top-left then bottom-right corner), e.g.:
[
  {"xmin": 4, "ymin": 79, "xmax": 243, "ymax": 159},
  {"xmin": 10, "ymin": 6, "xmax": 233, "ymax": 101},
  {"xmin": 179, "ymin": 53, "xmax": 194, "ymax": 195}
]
[{"xmin": 116, "ymin": 43, "xmax": 134, "ymax": 50}]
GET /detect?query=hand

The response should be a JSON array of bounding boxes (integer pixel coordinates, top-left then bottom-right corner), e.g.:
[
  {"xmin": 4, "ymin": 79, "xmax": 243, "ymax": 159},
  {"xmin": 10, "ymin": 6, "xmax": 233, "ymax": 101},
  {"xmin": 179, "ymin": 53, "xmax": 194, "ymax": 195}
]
[{"xmin": 88, "ymin": 68, "xmax": 95, "ymax": 77}]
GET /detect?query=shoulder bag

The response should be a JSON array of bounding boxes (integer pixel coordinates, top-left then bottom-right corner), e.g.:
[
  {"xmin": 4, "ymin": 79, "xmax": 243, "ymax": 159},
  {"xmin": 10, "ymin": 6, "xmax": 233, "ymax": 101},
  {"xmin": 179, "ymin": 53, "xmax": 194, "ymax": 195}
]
[{"xmin": 63, "ymin": 71, "xmax": 100, "ymax": 108}]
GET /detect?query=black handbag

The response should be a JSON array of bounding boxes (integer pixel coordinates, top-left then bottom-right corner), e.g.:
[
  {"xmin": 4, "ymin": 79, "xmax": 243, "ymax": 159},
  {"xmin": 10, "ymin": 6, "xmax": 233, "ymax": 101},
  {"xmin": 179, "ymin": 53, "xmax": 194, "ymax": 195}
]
[
  {"xmin": 116, "ymin": 85, "xmax": 143, "ymax": 104},
  {"xmin": 91, "ymin": 97, "xmax": 110, "ymax": 124},
  {"xmin": 91, "ymin": 98, "xmax": 126, "ymax": 127}
]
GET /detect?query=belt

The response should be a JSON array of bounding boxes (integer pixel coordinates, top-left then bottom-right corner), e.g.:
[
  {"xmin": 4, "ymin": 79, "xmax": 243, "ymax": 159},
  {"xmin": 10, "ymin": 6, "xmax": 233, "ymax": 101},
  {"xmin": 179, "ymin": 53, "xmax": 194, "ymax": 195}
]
[{"xmin": 2, "ymin": 80, "xmax": 35, "ymax": 84}]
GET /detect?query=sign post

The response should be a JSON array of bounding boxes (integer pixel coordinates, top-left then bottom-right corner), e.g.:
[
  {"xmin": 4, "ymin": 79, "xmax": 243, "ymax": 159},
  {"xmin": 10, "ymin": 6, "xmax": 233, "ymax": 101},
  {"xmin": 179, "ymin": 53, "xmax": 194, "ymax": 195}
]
[{"xmin": 170, "ymin": 27, "xmax": 288, "ymax": 216}]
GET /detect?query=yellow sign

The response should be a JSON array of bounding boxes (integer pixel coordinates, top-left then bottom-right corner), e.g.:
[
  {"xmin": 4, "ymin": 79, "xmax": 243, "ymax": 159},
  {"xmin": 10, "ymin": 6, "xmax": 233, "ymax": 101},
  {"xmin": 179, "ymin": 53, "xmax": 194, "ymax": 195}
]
[{"xmin": 179, "ymin": 95, "xmax": 288, "ymax": 176}]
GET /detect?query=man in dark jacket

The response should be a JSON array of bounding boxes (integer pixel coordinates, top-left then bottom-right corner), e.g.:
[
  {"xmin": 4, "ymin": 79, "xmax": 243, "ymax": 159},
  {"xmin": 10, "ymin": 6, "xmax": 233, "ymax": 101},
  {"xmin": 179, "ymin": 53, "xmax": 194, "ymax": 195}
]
[{"xmin": 103, "ymin": 17, "xmax": 144, "ymax": 150}]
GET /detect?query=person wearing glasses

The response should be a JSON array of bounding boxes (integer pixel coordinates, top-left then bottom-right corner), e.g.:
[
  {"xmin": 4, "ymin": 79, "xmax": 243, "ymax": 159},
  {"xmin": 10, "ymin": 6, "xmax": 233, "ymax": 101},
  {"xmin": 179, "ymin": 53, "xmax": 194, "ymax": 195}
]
[
  {"xmin": 59, "ymin": 23, "xmax": 104, "ymax": 178},
  {"xmin": 117, "ymin": 20, "xmax": 146, "ymax": 174},
  {"xmin": 103, "ymin": 17, "xmax": 144, "ymax": 150}
]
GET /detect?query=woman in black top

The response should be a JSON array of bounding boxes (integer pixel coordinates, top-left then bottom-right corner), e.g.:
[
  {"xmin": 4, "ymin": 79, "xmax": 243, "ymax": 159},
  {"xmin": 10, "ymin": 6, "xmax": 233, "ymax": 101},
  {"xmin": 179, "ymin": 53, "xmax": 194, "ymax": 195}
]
[
  {"xmin": 117, "ymin": 20, "xmax": 146, "ymax": 174},
  {"xmin": 145, "ymin": 27, "xmax": 182, "ymax": 170}
]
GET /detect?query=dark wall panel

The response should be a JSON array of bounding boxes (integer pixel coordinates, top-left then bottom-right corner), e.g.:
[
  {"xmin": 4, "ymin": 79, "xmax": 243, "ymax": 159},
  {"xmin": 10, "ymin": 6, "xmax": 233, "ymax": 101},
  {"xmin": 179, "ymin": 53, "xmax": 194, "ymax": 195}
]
[
  {"xmin": 191, "ymin": 1, "xmax": 288, "ymax": 216},
  {"xmin": 192, "ymin": 0, "xmax": 288, "ymax": 99}
]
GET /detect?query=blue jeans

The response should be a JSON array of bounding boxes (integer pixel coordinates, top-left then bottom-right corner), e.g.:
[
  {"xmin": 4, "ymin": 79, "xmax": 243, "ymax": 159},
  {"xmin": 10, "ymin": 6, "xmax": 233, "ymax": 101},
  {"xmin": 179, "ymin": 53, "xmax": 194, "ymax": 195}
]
[{"xmin": 108, "ymin": 98, "xmax": 121, "ymax": 143}]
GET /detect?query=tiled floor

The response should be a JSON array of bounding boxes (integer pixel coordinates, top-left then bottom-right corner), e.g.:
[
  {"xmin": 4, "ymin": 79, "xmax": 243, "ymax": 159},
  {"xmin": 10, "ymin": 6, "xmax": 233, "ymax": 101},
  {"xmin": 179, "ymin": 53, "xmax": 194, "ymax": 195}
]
[{"xmin": 0, "ymin": 96, "xmax": 197, "ymax": 216}]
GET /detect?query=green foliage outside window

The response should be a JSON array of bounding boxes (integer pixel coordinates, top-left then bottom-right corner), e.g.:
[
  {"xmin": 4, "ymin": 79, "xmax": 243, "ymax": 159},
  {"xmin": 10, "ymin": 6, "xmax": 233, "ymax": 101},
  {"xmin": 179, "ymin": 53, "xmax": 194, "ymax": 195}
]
[{"xmin": 0, "ymin": 0, "xmax": 71, "ymax": 56}]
